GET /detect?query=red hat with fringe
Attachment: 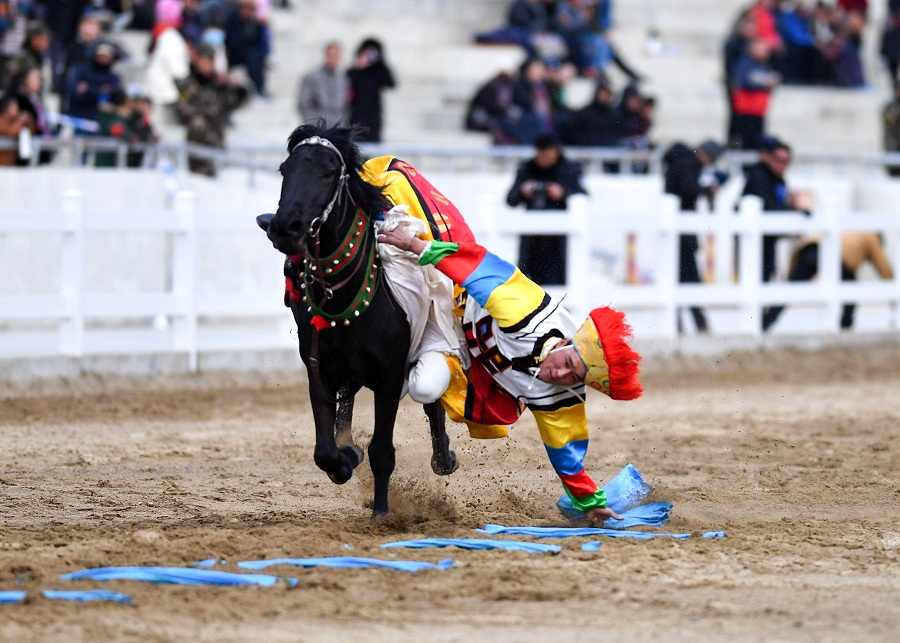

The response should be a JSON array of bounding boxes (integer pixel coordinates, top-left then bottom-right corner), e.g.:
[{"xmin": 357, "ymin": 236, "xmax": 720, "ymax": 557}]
[{"xmin": 571, "ymin": 306, "xmax": 643, "ymax": 400}]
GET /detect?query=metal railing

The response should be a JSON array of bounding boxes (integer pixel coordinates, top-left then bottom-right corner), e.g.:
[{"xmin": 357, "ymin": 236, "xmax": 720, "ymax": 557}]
[{"xmin": 7, "ymin": 136, "xmax": 900, "ymax": 185}]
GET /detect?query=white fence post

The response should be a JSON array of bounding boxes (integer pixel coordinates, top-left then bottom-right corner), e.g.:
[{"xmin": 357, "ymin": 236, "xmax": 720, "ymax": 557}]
[
  {"xmin": 59, "ymin": 190, "xmax": 84, "ymax": 356},
  {"xmin": 566, "ymin": 194, "xmax": 590, "ymax": 323},
  {"xmin": 658, "ymin": 193, "xmax": 679, "ymax": 340},
  {"xmin": 737, "ymin": 196, "xmax": 763, "ymax": 338},
  {"xmin": 817, "ymin": 194, "xmax": 841, "ymax": 333},
  {"xmin": 172, "ymin": 190, "xmax": 198, "ymax": 371}
]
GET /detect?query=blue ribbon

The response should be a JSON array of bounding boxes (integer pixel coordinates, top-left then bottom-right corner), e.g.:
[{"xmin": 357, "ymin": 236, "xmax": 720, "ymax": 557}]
[
  {"xmin": 61, "ymin": 567, "xmax": 285, "ymax": 587},
  {"xmin": 477, "ymin": 524, "xmax": 693, "ymax": 540},
  {"xmin": 380, "ymin": 538, "xmax": 561, "ymax": 553},
  {"xmin": 42, "ymin": 589, "xmax": 132, "ymax": 603},
  {"xmin": 237, "ymin": 557, "xmax": 456, "ymax": 572},
  {"xmin": 0, "ymin": 591, "xmax": 26, "ymax": 604}
]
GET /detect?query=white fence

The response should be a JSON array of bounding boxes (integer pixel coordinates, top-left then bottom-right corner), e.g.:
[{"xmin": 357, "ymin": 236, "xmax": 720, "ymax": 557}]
[
  {"xmin": 0, "ymin": 189, "xmax": 290, "ymax": 371},
  {"xmin": 2, "ymin": 178, "xmax": 900, "ymax": 373}
]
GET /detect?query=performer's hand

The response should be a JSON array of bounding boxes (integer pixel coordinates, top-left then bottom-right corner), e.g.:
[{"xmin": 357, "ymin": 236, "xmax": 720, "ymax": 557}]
[
  {"xmin": 377, "ymin": 226, "xmax": 427, "ymax": 254},
  {"xmin": 585, "ymin": 506, "xmax": 623, "ymax": 526}
]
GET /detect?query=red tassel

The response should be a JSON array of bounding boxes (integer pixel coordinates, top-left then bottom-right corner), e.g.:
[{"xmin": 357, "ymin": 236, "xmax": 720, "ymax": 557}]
[
  {"xmin": 591, "ymin": 307, "xmax": 643, "ymax": 400},
  {"xmin": 285, "ymin": 276, "xmax": 301, "ymax": 302},
  {"xmin": 310, "ymin": 315, "xmax": 330, "ymax": 331}
]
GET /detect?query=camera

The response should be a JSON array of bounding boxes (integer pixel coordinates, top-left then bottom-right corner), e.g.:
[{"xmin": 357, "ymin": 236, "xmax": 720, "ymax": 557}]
[{"xmin": 530, "ymin": 181, "xmax": 548, "ymax": 208}]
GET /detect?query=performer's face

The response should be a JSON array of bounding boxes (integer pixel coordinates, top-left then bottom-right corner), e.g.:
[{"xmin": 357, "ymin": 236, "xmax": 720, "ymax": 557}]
[{"xmin": 538, "ymin": 342, "xmax": 586, "ymax": 387}]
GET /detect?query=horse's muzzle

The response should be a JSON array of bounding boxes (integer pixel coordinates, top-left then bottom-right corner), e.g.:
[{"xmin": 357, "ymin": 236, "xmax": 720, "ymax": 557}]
[{"xmin": 256, "ymin": 213, "xmax": 274, "ymax": 232}]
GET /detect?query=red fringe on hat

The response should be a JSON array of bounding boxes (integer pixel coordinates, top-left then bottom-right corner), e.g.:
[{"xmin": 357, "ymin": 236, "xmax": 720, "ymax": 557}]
[{"xmin": 592, "ymin": 306, "xmax": 643, "ymax": 400}]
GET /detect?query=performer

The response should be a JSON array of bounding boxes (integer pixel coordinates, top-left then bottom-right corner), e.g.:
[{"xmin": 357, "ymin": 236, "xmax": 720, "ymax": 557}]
[{"xmin": 377, "ymin": 225, "xmax": 643, "ymax": 523}]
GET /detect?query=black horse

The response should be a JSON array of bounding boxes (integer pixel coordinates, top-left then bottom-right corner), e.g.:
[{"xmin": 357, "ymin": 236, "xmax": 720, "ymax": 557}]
[{"xmin": 257, "ymin": 124, "xmax": 458, "ymax": 517}]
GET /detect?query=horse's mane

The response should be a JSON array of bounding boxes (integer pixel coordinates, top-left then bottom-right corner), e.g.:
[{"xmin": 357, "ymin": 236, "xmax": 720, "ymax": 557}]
[{"xmin": 286, "ymin": 123, "xmax": 391, "ymax": 217}]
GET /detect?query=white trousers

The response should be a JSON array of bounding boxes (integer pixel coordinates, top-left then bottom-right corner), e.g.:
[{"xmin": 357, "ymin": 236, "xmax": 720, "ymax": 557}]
[{"xmin": 408, "ymin": 350, "xmax": 451, "ymax": 404}]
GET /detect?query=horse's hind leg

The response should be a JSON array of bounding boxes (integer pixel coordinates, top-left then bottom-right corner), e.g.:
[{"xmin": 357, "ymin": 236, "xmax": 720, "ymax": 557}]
[{"xmin": 425, "ymin": 401, "xmax": 458, "ymax": 476}]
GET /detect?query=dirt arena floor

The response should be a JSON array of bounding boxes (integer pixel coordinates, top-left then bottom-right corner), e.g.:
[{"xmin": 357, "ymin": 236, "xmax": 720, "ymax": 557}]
[{"xmin": 1, "ymin": 344, "xmax": 899, "ymax": 642}]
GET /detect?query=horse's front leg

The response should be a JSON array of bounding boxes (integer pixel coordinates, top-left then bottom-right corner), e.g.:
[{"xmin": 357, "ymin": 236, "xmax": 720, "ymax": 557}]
[
  {"xmin": 369, "ymin": 384, "xmax": 402, "ymax": 517},
  {"xmin": 334, "ymin": 383, "xmax": 358, "ymax": 448},
  {"xmin": 424, "ymin": 401, "xmax": 458, "ymax": 476},
  {"xmin": 310, "ymin": 384, "xmax": 363, "ymax": 485}
]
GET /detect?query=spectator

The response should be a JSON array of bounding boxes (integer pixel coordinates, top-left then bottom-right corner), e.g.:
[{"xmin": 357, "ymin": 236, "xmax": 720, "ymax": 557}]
[
  {"xmin": 464, "ymin": 70, "xmax": 515, "ymax": 144},
  {"xmin": 60, "ymin": 13, "xmax": 104, "ymax": 109},
  {"xmin": 122, "ymin": 85, "xmax": 157, "ymax": 167},
  {"xmin": 663, "ymin": 139, "xmax": 727, "ymax": 333},
  {"xmin": 740, "ymin": 136, "xmax": 813, "ymax": 330},
  {"xmin": 474, "ymin": 0, "xmax": 557, "ymax": 60},
  {"xmin": 7, "ymin": 65, "xmax": 50, "ymax": 164},
  {"xmin": 497, "ymin": 57, "xmax": 556, "ymax": 145},
  {"xmin": 347, "ymin": 37, "xmax": 395, "ymax": 143},
  {"xmin": 811, "ymin": 1, "xmax": 864, "ymax": 87},
  {"xmin": 764, "ymin": 231, "xmax": 893, "ymax": 331},
  {"xmin": 506, "ymin": 132, "xmax": 587, "ymax": 285},
  {"xmin": 2, "ymin": 19, "xmax": 49, "ymax": 92},
  {"xmin": 728, "ymin": 37, "xmax": 780, "ymax": 150},
  {"xmin": 0, "ymin": 0, "xmax": 30, "ymax": 91},
  {"xmin": 883, "ymin": 84, "xmax": 900, "ymax": 177},
  {"xmin": 179, "ymin": 0, "xmax": 205, "ymax": 50},
  {"xmin": 563, "ymin": 75, "xmax": 624, "ymax": 172},
  {"xmin": 773, "ymin": 0, "xmax": 819, "ymax": 85},
  {"xmin": 551, "ymin": 0, "xmax": 637, "ymax": 79},
  {"xmin": 0, "ymin": 92, "xmax": 34, "ymax": 166},
  {"xmin": 748, "ymin": 0, "xmax": 784, "ymax": 52},
  {"xmin": 837, "ymin": 0, "xmax": 867, "ymax": 20},
  {"xmin": 65, "ymin": 40, "xmax": 122, "ymax": 134},
  {"xmin": 224, "ymin": 0, "xmax": 268, "ymax": 97},
  {"xmin": 881, "ymin": 0, "xmax": 900, "ymax": 91},
  {"xmin": 94, "ymin": 86, "xmax": 130, "ymax": 167},
  {"xmin": 175, "ymin": 44, "xmax": 248, "ymax": 176},
  {"xmin": 615, "ymin": 82, "xmax": 654, "ymax": 171},
  {"xmin": 41, "ymin": 0, "xmax": 90, "ymax": 95},
  {"xmin": 144, "ymin": 0, "xmax": 190, "ymax": 126},
  {"xmin": 297, "ymin": 41, "xmax": 349, "ymax": 127},
  {"xmin": 723, "ymin": 12, "xmax": 756, "ymax": 143},
  {"xmin": 563, "ymin": 76, "xmax": 619, "ymax": 145}
]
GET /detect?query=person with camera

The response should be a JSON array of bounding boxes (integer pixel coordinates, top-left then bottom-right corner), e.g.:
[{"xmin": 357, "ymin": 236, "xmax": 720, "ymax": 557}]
[
  {"xmin": 347, "ymin": 37, "xmax": 396, "ymax": 143},
  {"xmin": 506, "ymin": 132, "xmax": 587, "ymax": 285}
]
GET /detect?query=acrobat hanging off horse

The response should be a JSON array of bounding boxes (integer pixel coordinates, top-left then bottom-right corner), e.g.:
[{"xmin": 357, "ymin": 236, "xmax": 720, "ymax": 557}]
[{"xmin": 261, "ymin": 123, "xmax": 643, "ymax": 521}]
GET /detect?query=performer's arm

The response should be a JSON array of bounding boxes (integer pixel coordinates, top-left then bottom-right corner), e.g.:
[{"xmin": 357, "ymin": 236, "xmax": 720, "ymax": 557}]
[
  {"xmin": 377, "ymin": 230, "xmax": 546, "ymax": 329},
  {"xmin": 532, "ymin": 404, "xmax": 609, "ymax": 512}
]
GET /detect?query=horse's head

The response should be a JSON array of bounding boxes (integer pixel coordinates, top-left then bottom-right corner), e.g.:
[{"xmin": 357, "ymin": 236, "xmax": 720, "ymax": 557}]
[{"xmin": 260, "ymin": 123, "xmax": 388, "ymax": 256}]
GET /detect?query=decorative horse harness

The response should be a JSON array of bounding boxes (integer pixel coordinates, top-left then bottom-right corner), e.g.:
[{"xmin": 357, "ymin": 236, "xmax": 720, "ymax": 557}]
[
  {"xmin": 283, "ymin": 135, "xmax": 380, "ymax": 328},
  {"xmin": 282, "ymin": 136, "xmax": 383, "ymax": 402}
]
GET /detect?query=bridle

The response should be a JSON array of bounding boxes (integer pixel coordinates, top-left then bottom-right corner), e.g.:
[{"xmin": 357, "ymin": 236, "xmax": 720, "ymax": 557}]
[{"xmin": 289, "ymin": 135, "xmax": 352, "ymax": 234}]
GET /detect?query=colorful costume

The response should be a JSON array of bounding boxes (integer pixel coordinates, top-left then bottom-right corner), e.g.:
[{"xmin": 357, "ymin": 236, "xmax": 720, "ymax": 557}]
[
  {"xmin": 361, "ymin": 155, "xmax": 475, "ymax": 244},
  {"xmin": 418, "ymin": 240, "xmax": 642, "ymax": 513}
]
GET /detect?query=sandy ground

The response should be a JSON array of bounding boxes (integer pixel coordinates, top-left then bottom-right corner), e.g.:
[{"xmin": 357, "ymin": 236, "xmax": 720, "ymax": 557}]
[{"xmin": 1, "ymin": 345, "xmax": 899, "ymax": 642}]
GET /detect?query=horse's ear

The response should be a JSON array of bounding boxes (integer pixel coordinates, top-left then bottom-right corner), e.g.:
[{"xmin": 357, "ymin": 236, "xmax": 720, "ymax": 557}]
[{"xmin": 256, "ymin": 213, "xmax": 274, "ymax": 232}]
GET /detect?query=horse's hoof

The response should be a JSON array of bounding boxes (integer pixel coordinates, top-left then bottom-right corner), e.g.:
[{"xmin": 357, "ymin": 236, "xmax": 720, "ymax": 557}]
[
  {"xmin": 341, "ymin": 444, "xmax": 365, "ymax": 469},
  {"xmin": 371, "ymin": 509, "xmax": 388, "ymax": 520},
  {"xmin": 327, "ymin": 472, "xmax": 351, "ymax": 485},
  {"xmin": 431, "ymin": 450, "xmax": 459, "ymax": 476}
]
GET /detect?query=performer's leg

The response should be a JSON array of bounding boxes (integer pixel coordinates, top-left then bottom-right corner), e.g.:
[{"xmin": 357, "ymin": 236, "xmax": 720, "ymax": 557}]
[{"xmin": 408, "ymin": 351, "xmax": 451, "ymax": 404}]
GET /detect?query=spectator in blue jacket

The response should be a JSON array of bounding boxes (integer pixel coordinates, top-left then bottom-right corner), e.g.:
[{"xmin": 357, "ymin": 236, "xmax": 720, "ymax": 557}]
[
  {"xmin": 224, "ymin": 0, "xmax": 269, "ymax": 97},
  {"xmin": 65, "ymin": 40, "xmax": 122, "ymax": 134}
]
